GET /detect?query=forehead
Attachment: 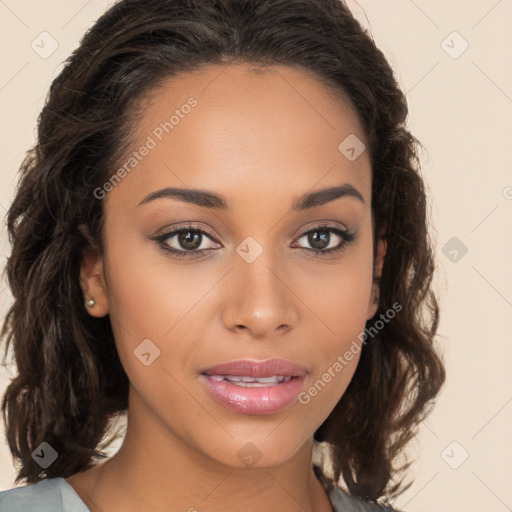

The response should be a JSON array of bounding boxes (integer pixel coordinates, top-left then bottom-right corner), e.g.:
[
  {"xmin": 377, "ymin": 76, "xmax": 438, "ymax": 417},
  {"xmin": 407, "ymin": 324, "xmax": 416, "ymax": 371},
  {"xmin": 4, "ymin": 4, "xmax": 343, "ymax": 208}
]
[{"xmin": 106, "ymin": 63, "xmax": 371, "ymax": 210}]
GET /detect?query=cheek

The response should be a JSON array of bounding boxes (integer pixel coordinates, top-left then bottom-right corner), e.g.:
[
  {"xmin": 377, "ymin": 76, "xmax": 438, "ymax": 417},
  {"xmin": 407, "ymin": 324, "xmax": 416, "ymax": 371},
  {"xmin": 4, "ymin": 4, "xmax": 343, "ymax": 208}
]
[
  {"xmin": 299, "ymin": 230, "xmax": 374, "ymax": 398},
  {"xmin": 306, "ymin": 229, "xmax": 374, "ymax": 340},
  {"xmin": 101, "ymin": 228, "xmax": 199, "ymax": 381},
  {"xmin": 104, "ymin": 216, "xmax": 209, "ymax": 332}
]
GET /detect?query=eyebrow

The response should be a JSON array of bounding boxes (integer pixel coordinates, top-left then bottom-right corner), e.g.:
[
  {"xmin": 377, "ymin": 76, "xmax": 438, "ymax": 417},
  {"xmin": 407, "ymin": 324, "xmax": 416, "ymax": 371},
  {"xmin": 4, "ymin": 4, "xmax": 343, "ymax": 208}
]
[{"xmin": 137, "ymin": 183, "xmax": 365, "ymax": 211}]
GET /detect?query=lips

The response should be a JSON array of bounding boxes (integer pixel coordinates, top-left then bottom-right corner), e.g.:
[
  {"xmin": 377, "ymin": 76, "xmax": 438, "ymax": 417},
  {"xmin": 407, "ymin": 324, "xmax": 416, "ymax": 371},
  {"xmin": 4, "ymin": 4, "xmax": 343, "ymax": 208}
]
[
  {"xmin": 201, "ymin": 358, "xmax": 308, "ymax": 378},
  {"xmin": 199, "ymin": 358, "xmax": 308, "ymax": 415}
]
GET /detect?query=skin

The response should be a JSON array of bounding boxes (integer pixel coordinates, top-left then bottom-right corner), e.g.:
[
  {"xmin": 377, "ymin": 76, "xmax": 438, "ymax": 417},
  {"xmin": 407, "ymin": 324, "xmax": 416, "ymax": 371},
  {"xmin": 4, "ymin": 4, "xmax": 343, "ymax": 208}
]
[{"xmin": 70, "ymin": 63, "xmax": 386, "ymax": 512}]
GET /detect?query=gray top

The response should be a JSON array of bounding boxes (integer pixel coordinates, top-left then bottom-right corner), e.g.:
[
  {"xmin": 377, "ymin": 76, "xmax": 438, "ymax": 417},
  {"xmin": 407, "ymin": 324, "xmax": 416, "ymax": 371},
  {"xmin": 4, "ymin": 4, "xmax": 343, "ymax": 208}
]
[
  {"xmin": 0, "ymin": 478, "xmax": 89, "ymax": 512},
  {"xmin": 0, "ymin": 476, "xmax": 399, "ymax": 511}
]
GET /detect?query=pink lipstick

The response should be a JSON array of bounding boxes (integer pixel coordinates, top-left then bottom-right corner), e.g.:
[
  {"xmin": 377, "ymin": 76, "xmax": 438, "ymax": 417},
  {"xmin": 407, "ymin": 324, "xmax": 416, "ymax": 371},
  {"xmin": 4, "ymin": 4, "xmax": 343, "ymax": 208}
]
[{"xmin": 200, "ymin": 358, "xmax": 308, "ymax": 415}]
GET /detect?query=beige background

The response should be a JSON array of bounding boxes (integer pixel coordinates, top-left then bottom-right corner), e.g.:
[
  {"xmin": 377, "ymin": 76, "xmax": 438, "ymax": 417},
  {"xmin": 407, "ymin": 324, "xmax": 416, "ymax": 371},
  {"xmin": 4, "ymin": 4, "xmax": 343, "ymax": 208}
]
[{"xmin": 1, "ymin": 1, "xmax": 511, "ymax": 511}]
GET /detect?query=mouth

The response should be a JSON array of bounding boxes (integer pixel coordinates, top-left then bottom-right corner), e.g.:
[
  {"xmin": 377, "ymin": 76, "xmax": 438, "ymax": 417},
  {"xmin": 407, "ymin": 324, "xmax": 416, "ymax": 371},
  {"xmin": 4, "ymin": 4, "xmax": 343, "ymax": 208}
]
[{"xmin": 199, "ymin": 358, "xmax": 308, "ymax": 415}]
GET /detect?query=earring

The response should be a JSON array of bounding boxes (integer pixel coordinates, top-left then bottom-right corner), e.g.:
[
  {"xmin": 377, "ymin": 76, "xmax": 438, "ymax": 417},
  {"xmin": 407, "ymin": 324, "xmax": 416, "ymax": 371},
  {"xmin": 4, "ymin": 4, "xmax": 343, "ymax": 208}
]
[{"xmin": 86, "ymin": 298, "xmax": 95, "ymax": 308}]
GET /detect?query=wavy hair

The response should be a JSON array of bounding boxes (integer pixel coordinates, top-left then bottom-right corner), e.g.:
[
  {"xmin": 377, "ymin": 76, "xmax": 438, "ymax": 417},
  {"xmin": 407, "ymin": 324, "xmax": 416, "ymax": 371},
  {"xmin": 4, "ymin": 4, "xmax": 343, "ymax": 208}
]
[{"xmin": 1, "ymin": 0, "xmax": 445, "ymax": 503}]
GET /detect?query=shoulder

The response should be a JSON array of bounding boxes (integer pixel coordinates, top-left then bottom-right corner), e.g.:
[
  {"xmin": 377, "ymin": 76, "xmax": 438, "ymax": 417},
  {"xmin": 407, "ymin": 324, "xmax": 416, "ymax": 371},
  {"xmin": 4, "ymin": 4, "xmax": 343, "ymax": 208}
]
[
  {"xmin": 0, "ymin": 477, "xmax": 89, "ymax": 512},
  {"xmin": 329, "ymin": 486, "xmax": 401, "ymax": 512}
]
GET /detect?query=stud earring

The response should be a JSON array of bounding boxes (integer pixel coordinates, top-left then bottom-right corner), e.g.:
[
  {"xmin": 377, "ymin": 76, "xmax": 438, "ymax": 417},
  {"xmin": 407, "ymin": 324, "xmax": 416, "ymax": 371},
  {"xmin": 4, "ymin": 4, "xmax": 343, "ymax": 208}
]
[{"xmin": 86, "ymin": 298, "xmax": 95, "ymax": 308}]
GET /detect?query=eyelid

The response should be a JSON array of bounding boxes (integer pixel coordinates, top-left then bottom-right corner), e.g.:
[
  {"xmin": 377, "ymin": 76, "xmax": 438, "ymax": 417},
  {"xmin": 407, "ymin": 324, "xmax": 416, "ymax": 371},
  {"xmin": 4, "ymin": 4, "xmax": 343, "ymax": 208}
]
[
  {"xmin": 293, "ymin": 221, "xmax": 350, "ymax": 238},
  {"xmin": 156, "ymin": 222, "xmax": 219, "ymax": 240}
]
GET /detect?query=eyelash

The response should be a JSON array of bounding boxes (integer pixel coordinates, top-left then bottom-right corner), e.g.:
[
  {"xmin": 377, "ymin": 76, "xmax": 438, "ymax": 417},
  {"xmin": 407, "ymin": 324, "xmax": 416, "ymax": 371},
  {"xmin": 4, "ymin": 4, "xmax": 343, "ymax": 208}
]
[{"xmin": 150, "ymin": 222, "xmax": 357, "ymax": 259}]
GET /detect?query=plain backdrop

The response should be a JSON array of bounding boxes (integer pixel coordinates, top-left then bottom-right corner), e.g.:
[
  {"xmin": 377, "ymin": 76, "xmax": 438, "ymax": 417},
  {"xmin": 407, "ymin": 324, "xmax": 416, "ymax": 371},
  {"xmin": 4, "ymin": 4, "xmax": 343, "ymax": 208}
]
[{"xmin": 0, "ymin": 1, "xmax": 511, "ymax": 511}]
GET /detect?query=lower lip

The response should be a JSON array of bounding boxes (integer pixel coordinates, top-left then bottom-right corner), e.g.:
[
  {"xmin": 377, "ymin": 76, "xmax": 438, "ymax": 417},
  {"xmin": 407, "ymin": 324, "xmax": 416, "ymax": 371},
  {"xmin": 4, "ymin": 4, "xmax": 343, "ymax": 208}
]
[{"xmin": 200, "ymin": 374, "xmax": 306, "ymax": 415}]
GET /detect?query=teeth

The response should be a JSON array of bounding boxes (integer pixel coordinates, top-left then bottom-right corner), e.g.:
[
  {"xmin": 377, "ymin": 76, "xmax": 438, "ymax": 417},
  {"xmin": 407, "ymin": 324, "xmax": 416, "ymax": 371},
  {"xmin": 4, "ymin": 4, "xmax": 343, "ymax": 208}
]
[{"xmin": 208, "ymin": 375, "xmax": 292, "ymax": 387}]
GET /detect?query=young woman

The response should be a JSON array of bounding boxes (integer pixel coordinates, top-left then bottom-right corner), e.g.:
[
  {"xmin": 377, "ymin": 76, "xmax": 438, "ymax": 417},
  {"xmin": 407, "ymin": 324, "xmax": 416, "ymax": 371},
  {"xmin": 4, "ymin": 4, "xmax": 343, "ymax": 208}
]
[{"xmin": 0, "ymin": 0, "xmax": 445, "ymax": 511}]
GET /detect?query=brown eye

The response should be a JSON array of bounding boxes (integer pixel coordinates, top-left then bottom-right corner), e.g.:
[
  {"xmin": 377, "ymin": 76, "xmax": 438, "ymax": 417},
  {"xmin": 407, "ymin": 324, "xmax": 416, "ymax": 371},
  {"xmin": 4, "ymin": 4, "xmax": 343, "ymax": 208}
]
[
  {"xmin": 292, "ymin": 224, "xmax": 356, "ymax": 256},
  {"xmin": 151, "ymin": 224, "xmax": 221, "ymax": 259}
]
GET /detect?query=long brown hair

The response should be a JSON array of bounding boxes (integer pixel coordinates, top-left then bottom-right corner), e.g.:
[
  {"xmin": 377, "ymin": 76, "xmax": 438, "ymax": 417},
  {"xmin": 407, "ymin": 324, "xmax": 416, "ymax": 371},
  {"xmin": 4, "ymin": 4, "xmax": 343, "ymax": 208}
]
[{"xmin": 1, "ymin": 0, "xmax": 445, "ymax": 503}]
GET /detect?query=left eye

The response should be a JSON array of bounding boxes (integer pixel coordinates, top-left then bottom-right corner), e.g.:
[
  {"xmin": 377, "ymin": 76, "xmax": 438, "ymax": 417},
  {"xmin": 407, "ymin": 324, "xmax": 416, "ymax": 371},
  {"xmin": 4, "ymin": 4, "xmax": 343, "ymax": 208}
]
[{"xmin": 291, "ymin": 225, "xmax": 356, "ymax": 254}]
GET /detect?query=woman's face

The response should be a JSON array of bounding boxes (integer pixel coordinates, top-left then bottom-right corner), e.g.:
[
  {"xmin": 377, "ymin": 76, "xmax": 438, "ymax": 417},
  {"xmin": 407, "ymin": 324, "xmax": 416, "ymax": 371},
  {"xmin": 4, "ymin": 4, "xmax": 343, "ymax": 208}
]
[{"xmin": 82, "ymin": 63, "xmax": 382, "ymax": 468}]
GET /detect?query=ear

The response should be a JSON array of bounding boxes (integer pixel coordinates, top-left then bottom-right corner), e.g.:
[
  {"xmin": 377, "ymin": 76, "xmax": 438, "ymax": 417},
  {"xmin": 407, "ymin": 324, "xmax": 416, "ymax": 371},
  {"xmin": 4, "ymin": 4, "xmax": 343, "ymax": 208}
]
[
  {"xmin": 366, "ymin": 237, "xmax": 387, "ymax": 320},
  {"xmin": 79, "ymin": 245, "xmax": 109, "ymax": 318}
]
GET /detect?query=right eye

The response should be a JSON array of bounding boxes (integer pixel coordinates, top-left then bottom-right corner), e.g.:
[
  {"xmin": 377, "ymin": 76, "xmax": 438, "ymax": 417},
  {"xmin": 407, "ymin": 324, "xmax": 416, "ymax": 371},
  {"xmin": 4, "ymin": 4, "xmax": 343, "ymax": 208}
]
[{"xmin": 150, "ymin": 223, "xmax": 222, "ymax": 259}]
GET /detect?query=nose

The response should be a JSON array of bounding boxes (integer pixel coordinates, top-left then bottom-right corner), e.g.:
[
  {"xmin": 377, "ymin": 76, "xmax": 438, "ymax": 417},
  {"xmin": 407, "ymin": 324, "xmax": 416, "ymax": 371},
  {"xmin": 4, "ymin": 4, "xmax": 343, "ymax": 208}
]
[{"xmin": 221, "ymin": 249, "xmax": 300, "ymax": 338}]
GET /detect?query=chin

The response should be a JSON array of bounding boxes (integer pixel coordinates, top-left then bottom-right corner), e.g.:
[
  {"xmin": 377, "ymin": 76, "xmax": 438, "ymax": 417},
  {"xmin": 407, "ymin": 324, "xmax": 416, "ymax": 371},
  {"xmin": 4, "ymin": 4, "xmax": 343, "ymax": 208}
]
[{"xmin": 199, "ymin": 430, "xmax": 311, "ymax": 470}]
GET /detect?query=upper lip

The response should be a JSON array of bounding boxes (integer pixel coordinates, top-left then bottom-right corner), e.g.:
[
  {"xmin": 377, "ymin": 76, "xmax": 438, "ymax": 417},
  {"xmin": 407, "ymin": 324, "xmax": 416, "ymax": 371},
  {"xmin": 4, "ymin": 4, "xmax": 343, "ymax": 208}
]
[{"xmin": 201, "ymin": 358, "xmax": 308, "ymax": 378}]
